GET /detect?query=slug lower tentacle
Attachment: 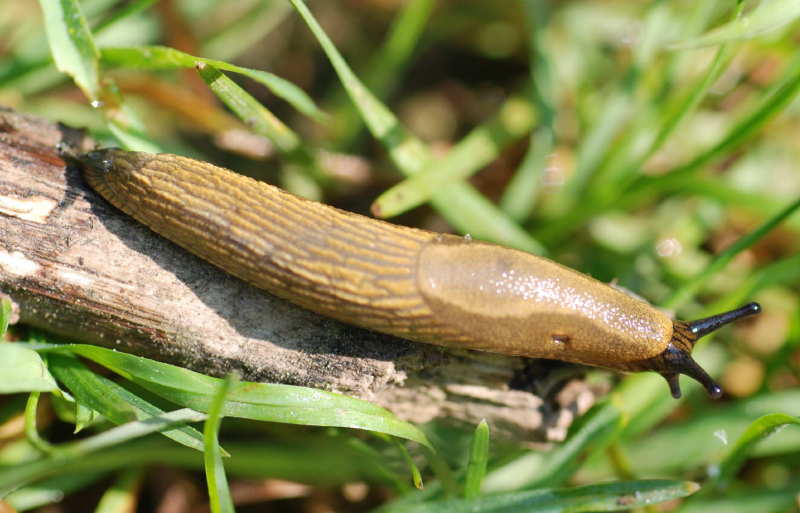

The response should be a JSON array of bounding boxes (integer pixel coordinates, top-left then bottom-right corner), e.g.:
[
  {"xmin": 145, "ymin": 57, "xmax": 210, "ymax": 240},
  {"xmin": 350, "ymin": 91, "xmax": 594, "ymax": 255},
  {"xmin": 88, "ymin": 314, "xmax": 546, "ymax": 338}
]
[{"xmin": 78, "ymin": 149, "xmax": 761, "ymax": 399}]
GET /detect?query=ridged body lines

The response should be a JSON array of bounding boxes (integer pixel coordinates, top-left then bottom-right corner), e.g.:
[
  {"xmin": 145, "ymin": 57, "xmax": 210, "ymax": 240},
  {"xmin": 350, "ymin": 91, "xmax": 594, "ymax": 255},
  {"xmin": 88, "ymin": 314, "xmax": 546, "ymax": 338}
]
[
  {"xmin": 85, "ymin": 151, "xmax": 448, "ymax": 339},
  {"xmin": 82, "ymin": 150, "xmax": 673, "ymax": 368}
]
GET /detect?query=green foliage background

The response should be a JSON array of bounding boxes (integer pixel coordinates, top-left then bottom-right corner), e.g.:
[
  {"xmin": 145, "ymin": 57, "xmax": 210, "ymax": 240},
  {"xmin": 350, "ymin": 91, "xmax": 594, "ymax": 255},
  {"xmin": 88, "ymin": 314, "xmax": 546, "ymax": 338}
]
[{"xmin": 0, "ymin": 0, "xmax": 799, "ymax": 512}]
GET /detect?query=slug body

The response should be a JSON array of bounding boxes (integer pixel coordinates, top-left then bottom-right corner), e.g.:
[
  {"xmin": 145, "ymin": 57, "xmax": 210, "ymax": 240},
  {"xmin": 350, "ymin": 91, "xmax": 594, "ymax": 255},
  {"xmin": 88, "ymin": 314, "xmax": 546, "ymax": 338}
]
[{"xmin": 80, "ymin": 150, "xmax": 761, "ymax": 399}]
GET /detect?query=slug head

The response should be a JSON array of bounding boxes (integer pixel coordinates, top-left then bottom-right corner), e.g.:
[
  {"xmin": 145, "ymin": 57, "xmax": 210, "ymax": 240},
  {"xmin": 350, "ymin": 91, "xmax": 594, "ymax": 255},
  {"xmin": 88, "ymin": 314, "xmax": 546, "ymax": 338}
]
[
  {"xmin": 644, "ymin": 302, "xmax": 761, "ymax": 399},
  {"xmin": 79, "ymin": 149, "xmax": 117, "ymax": 178}
]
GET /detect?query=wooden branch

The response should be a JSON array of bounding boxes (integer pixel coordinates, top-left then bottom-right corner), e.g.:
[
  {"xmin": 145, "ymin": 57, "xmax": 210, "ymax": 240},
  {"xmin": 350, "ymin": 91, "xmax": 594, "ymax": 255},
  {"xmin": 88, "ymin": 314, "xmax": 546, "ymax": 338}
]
[{"xmin": 0, "ymin": 107, "xmax": 596, "ymax": 441}]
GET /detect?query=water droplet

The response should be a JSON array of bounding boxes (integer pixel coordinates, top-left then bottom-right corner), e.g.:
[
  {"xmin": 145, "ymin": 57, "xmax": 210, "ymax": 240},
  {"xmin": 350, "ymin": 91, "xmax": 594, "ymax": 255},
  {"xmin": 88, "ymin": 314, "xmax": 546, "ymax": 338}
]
[
  {"xmin": 464, "ymin": 234, "xmax": 472, "ymax": 242},
  {"xmin": 90, "ymin": 100, "xmax": 103, "ymax": 108}
]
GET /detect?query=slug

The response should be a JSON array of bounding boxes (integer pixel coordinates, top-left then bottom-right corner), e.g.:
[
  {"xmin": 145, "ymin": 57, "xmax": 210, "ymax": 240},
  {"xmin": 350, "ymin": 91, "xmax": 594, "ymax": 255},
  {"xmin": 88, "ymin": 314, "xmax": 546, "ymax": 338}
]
[{"xmin": 79, "ymin": 149, "xmax": 761, "ymax": 399}]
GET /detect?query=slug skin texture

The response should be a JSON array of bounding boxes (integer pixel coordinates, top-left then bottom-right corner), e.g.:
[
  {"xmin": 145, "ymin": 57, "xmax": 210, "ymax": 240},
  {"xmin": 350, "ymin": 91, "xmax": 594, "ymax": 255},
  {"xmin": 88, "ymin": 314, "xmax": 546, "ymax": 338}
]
[{"xmin": 80, "ymin": 149, "xmax": 761, "ymax": 399}]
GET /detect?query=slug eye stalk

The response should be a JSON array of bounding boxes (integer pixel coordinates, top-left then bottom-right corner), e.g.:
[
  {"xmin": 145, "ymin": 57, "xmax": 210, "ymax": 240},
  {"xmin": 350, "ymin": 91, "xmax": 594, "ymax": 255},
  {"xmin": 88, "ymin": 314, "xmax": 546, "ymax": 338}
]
[{"xmin": 659, "ymin": 302, "xmax": 761, "ymax": 399}]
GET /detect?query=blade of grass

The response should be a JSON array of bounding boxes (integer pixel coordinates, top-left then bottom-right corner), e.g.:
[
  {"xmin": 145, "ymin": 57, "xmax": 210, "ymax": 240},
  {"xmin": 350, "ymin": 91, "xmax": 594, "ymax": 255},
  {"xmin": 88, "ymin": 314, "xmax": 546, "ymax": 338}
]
[
  {"xmin": 663, "ymin": 196, "xmax": 800, "ymax": 309},
  {"xmin": 482, "ymin": 401, "xmax": 622, "ymax": 493},
  {"xmin": 202, "ymin": 1, "xmax": 291, "ymax": 60},
  {"xmin": 329, "ymin": 0, "xmax": 435, "ymax": 148},
  {"xmin": 45, "ymin": 344, "xmax": 431, "ymax": 447},
  {"xmin": 196, "ymin": 63, "xmax": 308, "ymax": 157},
  {"xmin": 392, "ymin": 438, "xmax": 423, "ymax": 490},
  {"xmin": 48, "ymin": 352, "xmax": 210, "ymax": 454},
  {"xmin": 0, "ymin": 297, "xmax": 11, "ymax": 337},
  {"xmin": 101, "ymin": 46, "xmax": 325, "ymax": 121},
  {"xmin": 372, "ymin": 95, "xmax": 536, "ymax": 218},
  {"xmin": 287, "ymin": 0, "xmax": 543, "ymax": 253},
  {"xmin": 0, "ymin": 436, "xmax": 395, "ymax": 495},
  {"xmin": 4, "ymin": 471, "xmax": 109, "ymax": 511},
  {"xmin": 537, "ymin": 52, "xmax": 800, "ymax": 244},
  {"xmin": 25, "ymin": 392, "xmax": 55, "ymax": 454},
  {"xmin": 712, "ymin": 413, "xmax": 800, "ymax": 490},
  {"xmin": 709, "ymin": 253, "xmax": 800, "ymax": 309},
  {"xmin": 39, "ymin": 0, "xmax": 161, "ymax": 151},
  {"xmin": 500, "ymin": 0, "xmax": 556, "ymax": 222},
  {"xmin": 0, "ymin": 344, "xmax": 58, "ymax": 393},
  {"xmin": 92, "ymin": 0, "xmax": 158, "ymax": 34},
  {"xmin": 377, "ymin": 479, "xmax": 699, "ymax": 513},
  {"xmin": 674, "ymin": 0, "xmax": 800, "ymax": 49},
  {"xmin": 630, "ymin": 54, "xmax": 800, "ymax": 200},
  {"xmin": 196, "ymin": 63, "xmax": 325, "ymax": 191},
  {"xmin": 578, "ymin": 390, "xmax": 800, "ymax": 480},
  {"xmin": 94, "ymin": 467, "xmax": 143, "ymax": 513},
  {"xmin": 204, "ymin": 374, "xmax": 236, "ymax": 513},
  {"xmin": 58, "ymin": 409, "xmax": 207, "ymax": 456},
  {"xmin": 463, "ymin": 420, "xmax": 490, "ymax": 499},
  {"xmin": 677, "ymin": 486, "xmax": 800, "ymax": 513},
  {"xmin": 38, "ymin": 0, "xmax": 100, "ymax": 101},
  {"xmin": 596, "ymin": 44, "xmax": 733, "ymax": 198}
]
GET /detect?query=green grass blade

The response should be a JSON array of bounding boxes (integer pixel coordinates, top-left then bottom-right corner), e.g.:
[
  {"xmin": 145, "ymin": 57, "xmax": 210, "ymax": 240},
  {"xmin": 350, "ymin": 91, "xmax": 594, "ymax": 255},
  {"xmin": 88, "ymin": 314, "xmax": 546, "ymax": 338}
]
[
  {"xmin": 38, "ymin": 0, "xmax": 100, "ymax": 101},
  {"xmin": 482, "ymin": 401, "xmax": 622, "ymax": 492},
  {"xmin": 202, "ymin": 2, "xmax": 291, "ymax": 60},
  {"xmin": 196, "ymin": 63, "xmax": 301, "ymax": 155},
  {"xmin": 713, "ymin": 413, "xmax": 800, "ymax": 490},
  {"xmin": 391, "ymin": 438, "xmax": 423, "ymax": 490},
  {"xmin": 287, "ymin": 0, "xmax": 542, "ymax": 252},
  {"xmin": 4, "ymin": 471, "xmax": 109, "ymax": 511},
  {"xmin": 0, "ymin": 437, "xmax": 397, "ymax": 496},
  {"xmin": 329, "ymin": 0, "xmax": 435, "ymax": 148},
  {"xmin": 579, "ymin": 390, "xmax": 800, "ymax": 480},
  {"xmin": 100, "ymin": 46, "xmax": 325, "ymax": 121},
  {"xmin": 39, "ymin": 26, "xmax": 163, "ymax": 155},
  {"xmin": 196, "ymin": 63, "xmax": 325, "ymax": 188},
  {"xmin": 537, "ymin": 52, "xmax": 800, "ymax": 245},
  {"xmin": 204, "ymin": 374, "xmax": 236, "ymax": 513},
  {"xmin": 500, "ymin": 0, "xmax": 556, "ymax": 222},
  {"xmin": 25, "ymin": 392, "xmax": 55, "ymax": 454},
  {"xmin": 0, "ymin": 344, "xmax": 57, "ymax": 393},
  {"xmin": 372, "ymin": 96, "xmax": 536, "ymax": 217},
  {"xmin": 664, "ymin": 196, "xmax": 800, "ymax": 309},
  {"xmin": 632, "ymin": 56, "xmax": 800, "ymax": 200},
  {"xmin": 432, "ymin": 185, "xmax": 545, "ymax": 253},
  {"xmin": 598, "ymin": 44, "xmax": 733, "ymax": 195},
  {"xmin": 47, "ymin": 353, "xmax": 210, "ymax": 454},
  {"xmin": 61, "ymin": 409, "xmax": 206, "ymax": 458},
  {"xmin": 0, "ymin": 297, "xmax": 11, "ymax": 337},
  {"xmin": 93, "ymin": 467, "xmax": 143, "ymax": 513},
  {"xmin": 463, "ymin": 420, "xmax": 490, "ymax": 499},
  {"xmin": 674, "ymin": 0, "xmax": 800, "ymax": 49},
  {"xmin": 677, "ymin": 486, "xmax": 800, "ymax": 513},
  {"xmin": 92, "ymin": 0, "xmax": 158, "ymax": 35},
  {"xmin": 287, "ymin": 0, "xmax": 429, "ymax": 171},
  {"xmin": 49, "ymin": 344, "xmax": 431, "ymax": 446},
  {"xmin": 377, "ymin": 480, "xmax": 699, "ymax": 513}
]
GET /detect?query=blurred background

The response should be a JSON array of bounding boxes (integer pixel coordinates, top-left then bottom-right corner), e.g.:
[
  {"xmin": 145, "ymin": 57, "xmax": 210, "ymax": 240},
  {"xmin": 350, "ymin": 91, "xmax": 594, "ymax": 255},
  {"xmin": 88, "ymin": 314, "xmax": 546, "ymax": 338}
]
[{"xmin": 1, "ymin": 0, "xmax": 799, "ymax": 512}]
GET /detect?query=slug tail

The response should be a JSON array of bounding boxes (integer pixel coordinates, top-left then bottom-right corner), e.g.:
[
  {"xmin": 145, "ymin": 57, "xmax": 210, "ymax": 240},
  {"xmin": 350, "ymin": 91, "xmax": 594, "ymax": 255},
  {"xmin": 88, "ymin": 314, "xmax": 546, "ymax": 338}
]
[{"xmin": 643, "ymin": 303, "xmax": 761, "ymax": 399}]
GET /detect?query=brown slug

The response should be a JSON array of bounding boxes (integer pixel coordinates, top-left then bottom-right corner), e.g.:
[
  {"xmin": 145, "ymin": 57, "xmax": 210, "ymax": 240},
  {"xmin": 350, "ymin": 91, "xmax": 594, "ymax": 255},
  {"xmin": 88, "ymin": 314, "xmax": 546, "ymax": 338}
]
[{"xmin": 79, "ymin": 149, "xmax": 761, "ymax": 399}]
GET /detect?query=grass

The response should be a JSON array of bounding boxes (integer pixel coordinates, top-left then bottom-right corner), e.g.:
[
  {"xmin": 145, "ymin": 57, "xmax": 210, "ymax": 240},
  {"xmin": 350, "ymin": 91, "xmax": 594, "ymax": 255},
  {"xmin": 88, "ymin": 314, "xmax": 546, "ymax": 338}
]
[{"xmin": 1, "ymin": 0, "xmax": 799, "ymax": 511}]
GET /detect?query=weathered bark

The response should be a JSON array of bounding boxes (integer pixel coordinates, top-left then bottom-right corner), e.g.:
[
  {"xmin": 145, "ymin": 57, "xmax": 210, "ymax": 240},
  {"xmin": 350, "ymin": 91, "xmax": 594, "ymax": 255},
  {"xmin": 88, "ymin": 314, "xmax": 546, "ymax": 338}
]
[{"xmin": 0, "ymin": 106, "xmax": 596, "ymax": 441}]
